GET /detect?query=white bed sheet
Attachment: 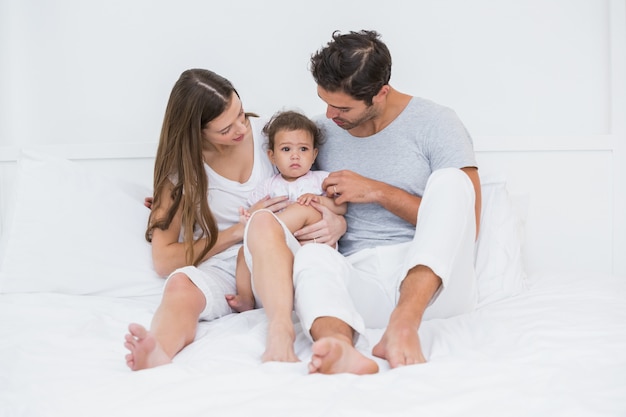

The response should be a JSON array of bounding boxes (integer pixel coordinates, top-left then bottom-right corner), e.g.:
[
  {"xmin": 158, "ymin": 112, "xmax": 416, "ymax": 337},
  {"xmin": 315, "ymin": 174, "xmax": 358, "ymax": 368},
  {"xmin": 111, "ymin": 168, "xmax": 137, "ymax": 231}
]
[{"xmin": 1, "ymin": 271, "xmax": 625, "ymax": 417}]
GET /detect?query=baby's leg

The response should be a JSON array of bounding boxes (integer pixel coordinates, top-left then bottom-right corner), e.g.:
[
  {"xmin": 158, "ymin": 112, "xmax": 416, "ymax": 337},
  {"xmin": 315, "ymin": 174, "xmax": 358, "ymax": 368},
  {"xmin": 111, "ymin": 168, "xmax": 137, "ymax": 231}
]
[
  {"xmin": 226, "ymin": 246, "xmax": 255, "ymax": 312},
  {"xmin": 276, "ymin": 203, "xmax": 323, "ymax": 234}
]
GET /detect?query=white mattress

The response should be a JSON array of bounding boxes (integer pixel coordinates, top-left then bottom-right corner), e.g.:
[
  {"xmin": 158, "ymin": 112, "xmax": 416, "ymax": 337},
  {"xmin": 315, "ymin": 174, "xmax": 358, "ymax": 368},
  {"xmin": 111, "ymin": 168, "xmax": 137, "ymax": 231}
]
[{"xmin": 1, "ymin": 271, "xmax": 625, "ymax": 417}]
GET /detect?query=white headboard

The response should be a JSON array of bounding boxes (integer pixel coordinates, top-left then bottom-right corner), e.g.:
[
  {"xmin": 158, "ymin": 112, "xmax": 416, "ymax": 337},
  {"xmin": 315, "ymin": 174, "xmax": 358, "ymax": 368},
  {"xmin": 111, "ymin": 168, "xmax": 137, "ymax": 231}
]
[{"xmin": 475, "ymin": 134, "xmax": 623, "ymax": 276}]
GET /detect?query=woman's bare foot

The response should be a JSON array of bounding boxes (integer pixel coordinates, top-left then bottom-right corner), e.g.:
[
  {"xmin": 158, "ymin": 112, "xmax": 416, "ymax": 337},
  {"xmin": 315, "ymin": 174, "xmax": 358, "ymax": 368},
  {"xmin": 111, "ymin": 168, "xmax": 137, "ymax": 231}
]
[
  {"xmin": 261, "ymin": 321, "xmax": 299, "ymax": 363},
  {"xmin": 124, "ymin": 323, "xmax": 171, "ymax": 371},
  {"xmin": 372, "ymin": 319, "xmax": 426, "ymax": 368},
  {"xmin": 225, "ymin": 294, "xmax": 255, "ymax": 313},
  {"xmin": 308, "ymin": 336, "xmax": 379, "ymax": 375}
]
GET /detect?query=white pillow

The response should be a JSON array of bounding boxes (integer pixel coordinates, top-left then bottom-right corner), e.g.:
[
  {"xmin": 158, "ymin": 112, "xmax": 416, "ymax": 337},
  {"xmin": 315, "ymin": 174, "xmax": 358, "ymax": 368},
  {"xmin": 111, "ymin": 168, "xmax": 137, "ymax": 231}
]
[
  {"xmin": 0, "ymin": 153, "xmax": 524, "ymax": 307},
  {"xmin": 474, "ymin": 176, "xmax": 527, "ymax": 305},
  {"xmin": 0, "ymin": 151, "xmax": 164, "ymax": 303}
]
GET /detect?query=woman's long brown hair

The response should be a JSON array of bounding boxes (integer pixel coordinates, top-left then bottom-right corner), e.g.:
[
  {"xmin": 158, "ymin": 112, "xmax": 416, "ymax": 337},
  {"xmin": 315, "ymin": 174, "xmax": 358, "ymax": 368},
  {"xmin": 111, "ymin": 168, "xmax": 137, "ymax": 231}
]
[{"xmin": 145, "ymin": 69, "xmax": 238, "ymax": 266}]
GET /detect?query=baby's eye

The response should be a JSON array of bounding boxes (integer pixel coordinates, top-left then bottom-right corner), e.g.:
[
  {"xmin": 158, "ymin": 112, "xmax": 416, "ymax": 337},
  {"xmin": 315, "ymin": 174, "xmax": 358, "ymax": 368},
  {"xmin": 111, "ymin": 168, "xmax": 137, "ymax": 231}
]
[
  {"xmin": 281, "ymin": 146, "xmax": 291, "ymax": 152},
  {"xmin": 300, "ymin": 147, "xmax": 309, "ymax": 152}
]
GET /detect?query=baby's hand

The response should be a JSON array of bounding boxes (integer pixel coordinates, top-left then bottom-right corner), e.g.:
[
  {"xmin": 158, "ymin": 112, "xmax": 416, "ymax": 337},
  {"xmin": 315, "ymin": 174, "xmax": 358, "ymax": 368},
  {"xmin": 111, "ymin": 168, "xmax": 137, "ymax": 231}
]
[
  {"xmin": 297, "ymin": 193, "xmax": 320, "ymax": 206},
  {"xmin": 238, "ymin": 206, "xmax": 251, "ymax": 224}
]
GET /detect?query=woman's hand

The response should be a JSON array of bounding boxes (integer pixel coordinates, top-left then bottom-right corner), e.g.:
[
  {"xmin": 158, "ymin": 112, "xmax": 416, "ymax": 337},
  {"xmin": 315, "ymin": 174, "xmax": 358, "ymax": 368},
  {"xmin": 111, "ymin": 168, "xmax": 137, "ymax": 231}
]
[
  {"xmin": 248, "ymin": 195, "xmax": 290, "ymax": 214},
  {"xmin": 293, "ymin": 201, "xmax": 347, "ymax": 247}
]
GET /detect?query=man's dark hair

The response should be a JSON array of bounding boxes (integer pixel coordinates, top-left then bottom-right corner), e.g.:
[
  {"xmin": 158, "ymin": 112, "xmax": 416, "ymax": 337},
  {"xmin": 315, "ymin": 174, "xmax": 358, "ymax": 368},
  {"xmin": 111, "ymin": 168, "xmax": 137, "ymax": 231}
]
[{"xmin": 310, "ymin": 30, "xmax": 392, "ymax": 106}]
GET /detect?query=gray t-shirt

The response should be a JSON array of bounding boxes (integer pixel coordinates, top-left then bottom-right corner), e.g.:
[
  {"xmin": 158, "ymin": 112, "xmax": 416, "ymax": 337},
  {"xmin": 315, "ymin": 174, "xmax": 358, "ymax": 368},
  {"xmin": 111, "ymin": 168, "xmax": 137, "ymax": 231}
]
[{"xmin": 315, "ymin": 96, "xmax": 477, "ymax": 256}]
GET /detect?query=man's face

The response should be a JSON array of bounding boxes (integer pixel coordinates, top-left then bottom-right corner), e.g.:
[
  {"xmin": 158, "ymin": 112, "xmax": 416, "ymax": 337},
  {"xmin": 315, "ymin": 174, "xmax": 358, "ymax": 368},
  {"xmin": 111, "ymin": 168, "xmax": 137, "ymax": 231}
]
[{"xmin": 317, "ymin": 86, "xmax": 378, "ymax": 131}]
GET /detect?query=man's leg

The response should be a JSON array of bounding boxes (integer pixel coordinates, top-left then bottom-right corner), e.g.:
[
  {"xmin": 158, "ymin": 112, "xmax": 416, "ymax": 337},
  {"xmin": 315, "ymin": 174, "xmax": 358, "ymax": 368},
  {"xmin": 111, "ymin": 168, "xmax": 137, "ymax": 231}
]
[
  {"xmin": 293, "ymin": 244, "xmax": 378, "ymax": 374},
  {"xmin": 373, "ymin": 168, "xmax": 477, "ymax": 368},
  {"xmin": 371, "ymin": 265, "xmax": 439, "ymax": 366},
  {"xmin": 308, "ymin": 317, "xmax": 379, "ymax": 375}
]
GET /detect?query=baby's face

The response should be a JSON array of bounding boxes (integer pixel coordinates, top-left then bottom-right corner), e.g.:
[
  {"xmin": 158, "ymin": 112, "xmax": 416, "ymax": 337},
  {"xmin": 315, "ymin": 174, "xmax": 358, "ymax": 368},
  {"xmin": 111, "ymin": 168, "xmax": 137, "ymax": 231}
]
[{"xmin": 269, "ymin": 129, "xmax": 318, "ymax": 181}]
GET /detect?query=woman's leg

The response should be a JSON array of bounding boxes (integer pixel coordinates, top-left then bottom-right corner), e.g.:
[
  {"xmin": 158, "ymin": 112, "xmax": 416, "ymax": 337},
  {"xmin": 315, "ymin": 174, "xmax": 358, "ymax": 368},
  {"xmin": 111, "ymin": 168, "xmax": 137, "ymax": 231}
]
[
  {"xmin": 245, "ymin": 210, "xmax": 299, "ymax": 362},
  {"xmin": 124, "ymin": 272, "xmax": 206, "ymax": 370}
]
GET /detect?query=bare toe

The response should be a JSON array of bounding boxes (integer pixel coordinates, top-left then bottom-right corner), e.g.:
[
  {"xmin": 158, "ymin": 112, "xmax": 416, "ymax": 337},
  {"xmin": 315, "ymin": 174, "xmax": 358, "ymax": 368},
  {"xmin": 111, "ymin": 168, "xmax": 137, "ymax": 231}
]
[
  {"xmin": 123, "ymin": 323, "xmax": 171, "ymax": 371},
  {"xmin": 309, "ymin": 337, "xmax": 378, "ymax": 375}
]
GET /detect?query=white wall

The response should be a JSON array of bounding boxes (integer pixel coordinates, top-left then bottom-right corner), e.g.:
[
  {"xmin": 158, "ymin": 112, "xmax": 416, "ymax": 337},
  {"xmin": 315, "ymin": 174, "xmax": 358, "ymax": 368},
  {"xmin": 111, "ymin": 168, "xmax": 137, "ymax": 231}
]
[
  {"xmin": 1, "ymin": 0, "xmax": 624, "ymax": 276},
  {"xmin": 0, "ymin": 0, "xmax": 612, "ymax": 147}
]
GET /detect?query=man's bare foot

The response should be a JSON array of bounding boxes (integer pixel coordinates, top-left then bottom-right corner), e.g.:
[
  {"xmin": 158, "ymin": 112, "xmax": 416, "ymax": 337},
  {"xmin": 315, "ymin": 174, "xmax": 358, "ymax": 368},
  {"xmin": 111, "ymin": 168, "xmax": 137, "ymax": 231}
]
[
  {"xmin": 124, "ymin": 323, "xmax": 171, "ymax": 371},
  {"xmin": 262, "ymin": 321, "xmax": 299, "ymax": 363},
  {"xmin": 372, "ymin": 319, "xmax": 426, "ymax": 368},
  {"xmin": 308, "ymin": 336, "xmax": 379, "ymax": 375},
  {"xmin": 225, "ymin": 294, "xmax": 254, "ymax": 313}
]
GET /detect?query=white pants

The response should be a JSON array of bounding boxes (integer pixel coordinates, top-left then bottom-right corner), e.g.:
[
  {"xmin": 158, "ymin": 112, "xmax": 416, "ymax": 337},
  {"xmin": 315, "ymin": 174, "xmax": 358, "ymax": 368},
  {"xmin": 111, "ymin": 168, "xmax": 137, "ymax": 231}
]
[{"xmin": 293, "ymin": 168, "xmax": 478, "ymax": 339}]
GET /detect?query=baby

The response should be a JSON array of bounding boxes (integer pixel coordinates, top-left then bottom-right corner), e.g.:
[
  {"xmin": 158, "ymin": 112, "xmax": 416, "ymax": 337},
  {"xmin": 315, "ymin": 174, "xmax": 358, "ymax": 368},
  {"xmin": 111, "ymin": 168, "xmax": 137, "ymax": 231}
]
[{"xmin": 226, "ymin": 110, "xmax": 346, "ymax": 312}]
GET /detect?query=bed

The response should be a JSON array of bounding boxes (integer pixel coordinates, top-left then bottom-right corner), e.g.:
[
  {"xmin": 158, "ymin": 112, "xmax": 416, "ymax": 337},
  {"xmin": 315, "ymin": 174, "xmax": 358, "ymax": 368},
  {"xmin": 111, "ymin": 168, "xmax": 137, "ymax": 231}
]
[{"xmin": 1, "ymin": 150, "xmax": 625, "ymax": 417}]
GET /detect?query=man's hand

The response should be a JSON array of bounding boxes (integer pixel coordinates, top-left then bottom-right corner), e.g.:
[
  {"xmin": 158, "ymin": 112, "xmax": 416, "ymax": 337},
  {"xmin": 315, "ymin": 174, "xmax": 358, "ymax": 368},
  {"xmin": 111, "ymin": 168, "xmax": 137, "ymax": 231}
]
[
  {"xmin": 322, "ymin": 170, "xmax": 381, "ymax": 205},
  {"xmin": 293, "ymin": 201, "xmax": 347, "ymax": 246}
]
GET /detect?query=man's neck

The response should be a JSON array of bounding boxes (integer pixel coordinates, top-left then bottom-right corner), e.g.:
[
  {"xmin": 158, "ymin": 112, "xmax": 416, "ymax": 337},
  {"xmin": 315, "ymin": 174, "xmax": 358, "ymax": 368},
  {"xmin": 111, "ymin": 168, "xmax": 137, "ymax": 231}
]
[{"xmin": 349, "ymin": 88, "xmax": 412, "ymax": 137}]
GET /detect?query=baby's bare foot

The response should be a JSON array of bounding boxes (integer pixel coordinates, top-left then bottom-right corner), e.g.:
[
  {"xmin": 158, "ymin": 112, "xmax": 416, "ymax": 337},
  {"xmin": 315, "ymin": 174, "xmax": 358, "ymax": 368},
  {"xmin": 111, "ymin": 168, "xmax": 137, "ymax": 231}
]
[{"xmin": 225, "ymin": 294, "xmax": 254, "ymax": 313}]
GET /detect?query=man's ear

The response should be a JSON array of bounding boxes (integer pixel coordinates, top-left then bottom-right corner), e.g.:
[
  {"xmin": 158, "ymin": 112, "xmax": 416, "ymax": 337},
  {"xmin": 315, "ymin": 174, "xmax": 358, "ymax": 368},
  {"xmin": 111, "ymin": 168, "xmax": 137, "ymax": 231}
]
[{"xmin": 373, "ymin": 85, "xmax": 390, "ymax": 104}]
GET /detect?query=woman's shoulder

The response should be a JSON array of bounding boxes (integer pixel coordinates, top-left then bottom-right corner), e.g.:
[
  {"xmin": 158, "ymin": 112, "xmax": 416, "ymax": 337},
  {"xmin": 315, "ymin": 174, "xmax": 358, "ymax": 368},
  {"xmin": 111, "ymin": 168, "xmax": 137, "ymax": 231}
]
[
  {"xmin": 248, "ymin": 117, "xmax": 268, "ymax": 150},
  {"xmin": 249, "ymin": 116, "xmax": 269, "ymax": 138},
  {"xmin": 248, "ymin": 116, "xmax": 276, "ymax": 179}
]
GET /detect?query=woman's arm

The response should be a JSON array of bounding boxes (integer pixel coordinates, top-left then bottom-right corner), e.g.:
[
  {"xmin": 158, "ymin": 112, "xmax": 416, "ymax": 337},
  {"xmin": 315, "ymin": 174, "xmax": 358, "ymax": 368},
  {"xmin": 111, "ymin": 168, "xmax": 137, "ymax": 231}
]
[
  {"xmin": 151, "ymin": 190, "xmax": 291, "ymax": 277},
  {"xmin": 149, "ymin": 181, "xmax": 246, "ymax": 277}
]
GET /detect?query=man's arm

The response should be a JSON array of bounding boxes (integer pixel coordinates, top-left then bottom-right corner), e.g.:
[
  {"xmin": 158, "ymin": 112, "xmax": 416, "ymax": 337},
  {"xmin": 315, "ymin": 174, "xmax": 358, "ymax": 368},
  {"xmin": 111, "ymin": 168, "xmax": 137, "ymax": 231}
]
[
  {"xmin": 322, "ymin": 170, "xmax": 421, "ymax": 225},
  {"xmin": 322, "ymin": 167, "xmax": 481, "ymax": 233}
]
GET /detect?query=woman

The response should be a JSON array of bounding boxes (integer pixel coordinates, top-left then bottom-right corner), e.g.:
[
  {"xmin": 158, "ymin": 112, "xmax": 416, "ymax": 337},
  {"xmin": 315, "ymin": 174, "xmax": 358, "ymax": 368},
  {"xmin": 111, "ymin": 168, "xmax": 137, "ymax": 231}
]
[{"xmin": 123, "ymin": 69, "xmax": 344, "ymax": 370}]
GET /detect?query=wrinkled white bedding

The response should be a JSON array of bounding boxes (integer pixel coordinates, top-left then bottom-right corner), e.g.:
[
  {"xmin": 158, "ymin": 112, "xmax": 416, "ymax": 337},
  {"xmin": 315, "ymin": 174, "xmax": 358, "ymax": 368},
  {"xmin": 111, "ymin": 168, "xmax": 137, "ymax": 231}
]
[{"xmin": 1, "ymin": 272, "xmax": 625, "ymax": 417}]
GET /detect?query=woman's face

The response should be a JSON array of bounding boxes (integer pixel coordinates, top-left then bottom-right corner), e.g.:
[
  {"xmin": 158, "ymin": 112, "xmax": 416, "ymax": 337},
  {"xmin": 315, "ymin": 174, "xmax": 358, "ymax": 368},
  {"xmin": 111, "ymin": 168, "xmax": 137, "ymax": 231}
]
[{"xmin": 201, "ymin": 93, "xmax": 248, "ymax": 146}]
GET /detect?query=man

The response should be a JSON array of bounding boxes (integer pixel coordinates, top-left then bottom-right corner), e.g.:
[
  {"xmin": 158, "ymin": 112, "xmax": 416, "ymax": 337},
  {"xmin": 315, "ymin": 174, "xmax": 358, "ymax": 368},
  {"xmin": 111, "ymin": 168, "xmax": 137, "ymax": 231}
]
[
  {"xmin": 292, "ymin": 29, "xmax": 482, "ymax": 374},
  {"xmin": 244, "ymin": 29, "xmax": 481, "ymax": 374}
]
